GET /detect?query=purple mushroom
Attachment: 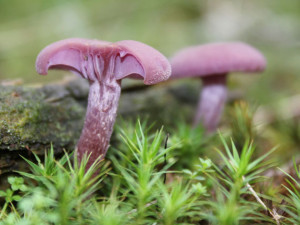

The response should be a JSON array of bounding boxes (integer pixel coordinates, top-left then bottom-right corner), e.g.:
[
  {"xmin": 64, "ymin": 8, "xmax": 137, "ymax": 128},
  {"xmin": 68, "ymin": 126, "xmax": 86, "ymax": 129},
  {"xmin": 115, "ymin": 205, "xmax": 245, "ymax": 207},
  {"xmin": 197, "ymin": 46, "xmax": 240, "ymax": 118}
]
[
  {"xmin": 170, "ymin": 42, "xmax": 266, "ymax": 133},
  {"xmin": 36, "ymin": 38, "xmax": 171, "ymax": 168}
]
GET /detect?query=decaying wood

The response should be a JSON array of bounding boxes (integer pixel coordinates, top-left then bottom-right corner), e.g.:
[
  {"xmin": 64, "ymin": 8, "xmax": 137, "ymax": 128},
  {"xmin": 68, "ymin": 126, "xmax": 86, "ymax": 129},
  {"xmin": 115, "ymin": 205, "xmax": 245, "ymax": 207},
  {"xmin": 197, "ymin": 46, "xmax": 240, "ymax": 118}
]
[{"xmin": 0, "ymin": 78, "xmax": 199, "ymax": 180}]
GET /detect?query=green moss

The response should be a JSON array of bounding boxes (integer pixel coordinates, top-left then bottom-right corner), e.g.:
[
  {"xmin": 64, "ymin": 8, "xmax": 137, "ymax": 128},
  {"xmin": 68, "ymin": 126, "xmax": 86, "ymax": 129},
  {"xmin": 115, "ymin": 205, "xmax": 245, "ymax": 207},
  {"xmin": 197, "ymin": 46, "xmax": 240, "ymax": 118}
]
[{"xmin": 0, "ymin": 85, "xmax": 85, "ymax": 153}]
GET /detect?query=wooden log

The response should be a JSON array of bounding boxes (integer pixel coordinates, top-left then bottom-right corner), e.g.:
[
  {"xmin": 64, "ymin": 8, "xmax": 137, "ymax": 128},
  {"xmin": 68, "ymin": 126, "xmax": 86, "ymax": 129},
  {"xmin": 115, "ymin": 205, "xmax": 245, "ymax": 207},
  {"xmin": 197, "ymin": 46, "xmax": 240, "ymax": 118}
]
[{"xmin": 0, "ymin": 78, "xmax": 199, "ymax": 179}]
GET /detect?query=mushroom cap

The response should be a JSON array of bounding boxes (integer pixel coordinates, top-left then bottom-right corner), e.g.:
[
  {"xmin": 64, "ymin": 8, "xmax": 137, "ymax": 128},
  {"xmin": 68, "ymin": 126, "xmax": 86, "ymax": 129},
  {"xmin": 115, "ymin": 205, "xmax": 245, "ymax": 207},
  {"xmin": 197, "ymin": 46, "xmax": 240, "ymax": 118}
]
[
  {"xmin": 170, "ymin": 42, "xmax": 266, "ymax": 79},
  {"xmin": 36, "ymin": 38, "xmax": 171, "ymax": 85}
]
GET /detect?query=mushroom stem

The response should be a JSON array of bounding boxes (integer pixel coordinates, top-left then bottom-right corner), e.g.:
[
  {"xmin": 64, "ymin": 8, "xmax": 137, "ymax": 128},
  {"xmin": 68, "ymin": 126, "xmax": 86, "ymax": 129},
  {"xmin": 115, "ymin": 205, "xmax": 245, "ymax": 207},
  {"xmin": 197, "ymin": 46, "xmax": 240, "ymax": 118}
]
[
  {"xmin": 76, "ymin": 79, "xmax": 121, "ymax": 169},
  {"xmin": 194, "ymin": 74, "xmax": 227, "ymax": 133}
]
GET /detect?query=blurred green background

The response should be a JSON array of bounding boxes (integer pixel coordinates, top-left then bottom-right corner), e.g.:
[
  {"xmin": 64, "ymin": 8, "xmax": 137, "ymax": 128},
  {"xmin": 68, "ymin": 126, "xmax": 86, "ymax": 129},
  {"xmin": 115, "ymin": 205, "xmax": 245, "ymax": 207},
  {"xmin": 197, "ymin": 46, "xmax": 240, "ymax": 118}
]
[{"xmin": 0, "ymin": 0, "xmax": 299, "ymax": 105}]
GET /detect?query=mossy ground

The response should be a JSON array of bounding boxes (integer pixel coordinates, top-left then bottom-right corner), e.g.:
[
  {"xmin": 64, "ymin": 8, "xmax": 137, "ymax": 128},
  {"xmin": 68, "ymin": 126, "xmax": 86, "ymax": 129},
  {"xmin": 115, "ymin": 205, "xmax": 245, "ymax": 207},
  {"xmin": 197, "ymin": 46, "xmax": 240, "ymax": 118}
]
[{"xmin": 0, "ymin": 85, "xmax": 84, "ymax": 153}]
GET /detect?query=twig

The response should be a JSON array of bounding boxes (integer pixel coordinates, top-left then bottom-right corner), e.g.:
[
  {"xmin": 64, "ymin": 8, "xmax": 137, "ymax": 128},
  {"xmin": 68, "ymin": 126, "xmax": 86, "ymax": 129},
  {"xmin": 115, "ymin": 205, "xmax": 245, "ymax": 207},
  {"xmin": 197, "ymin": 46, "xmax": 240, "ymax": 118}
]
[
  {"xmin": 244, "ymin": 178, "xmax": 281, "ymax": 225},
  {"xmin": 229, "ymin": 158, "xmax": 282, "ymax": 224}
]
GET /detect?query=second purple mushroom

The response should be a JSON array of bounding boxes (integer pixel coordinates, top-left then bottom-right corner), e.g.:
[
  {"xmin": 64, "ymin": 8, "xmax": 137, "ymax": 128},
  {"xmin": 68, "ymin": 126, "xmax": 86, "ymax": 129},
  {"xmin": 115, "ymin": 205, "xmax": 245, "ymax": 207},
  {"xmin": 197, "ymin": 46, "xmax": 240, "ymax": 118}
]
[
  {"xmin": 36, "ymin": 38, "xmax": 171, "ymax": 168},
  {"xmin": 170, "ymin": 42, "xmax": 266, "ymax": 133}
]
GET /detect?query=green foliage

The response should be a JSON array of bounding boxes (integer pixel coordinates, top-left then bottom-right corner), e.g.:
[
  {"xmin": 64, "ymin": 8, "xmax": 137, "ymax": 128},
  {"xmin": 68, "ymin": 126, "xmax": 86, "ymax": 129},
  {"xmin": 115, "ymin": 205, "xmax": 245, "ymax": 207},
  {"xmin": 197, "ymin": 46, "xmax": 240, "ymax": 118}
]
[
  {"xmin": 0, "ymin": 120, "xmax": 285, "ymax": 224},
  {"xmin": 110, "ymin": 120, "xmax": 202, "ymax": 224},
  {"xmin": 279, "ymin": 159, "xmax": 300, "ymax": 224},
  {"xmin": 0, "ymin": 146, "xmax": 110, "ymax": 225},
  {"xmin": 217, "ymin": 135, "xmax": 275, "ymax": 184},
  {"xmin": 203, "ymin": 136, "xmax": 275, "ymax": 225},
  {"xmin": 228, "ymin": 101, "xmax": 256, "ymax": 149},
  {"xmin": 157, "ymin": 181, "xmax": 199, "ymax": 225},
  {"xmin": 167, "ymin": 121, "xmax": 210, "ymax": 169}
]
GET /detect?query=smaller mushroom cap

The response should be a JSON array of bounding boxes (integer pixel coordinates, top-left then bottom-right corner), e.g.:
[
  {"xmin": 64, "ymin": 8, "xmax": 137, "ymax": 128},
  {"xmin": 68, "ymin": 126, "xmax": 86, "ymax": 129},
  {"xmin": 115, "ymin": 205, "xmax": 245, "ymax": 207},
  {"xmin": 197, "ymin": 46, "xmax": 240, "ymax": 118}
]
[
  {"xmin": 170, "ymin": 42, "xmax": 266, "ymax": 79},
  {"xmin": 36, "ymin": 38, "xmax": 171, "ymax": 85}
]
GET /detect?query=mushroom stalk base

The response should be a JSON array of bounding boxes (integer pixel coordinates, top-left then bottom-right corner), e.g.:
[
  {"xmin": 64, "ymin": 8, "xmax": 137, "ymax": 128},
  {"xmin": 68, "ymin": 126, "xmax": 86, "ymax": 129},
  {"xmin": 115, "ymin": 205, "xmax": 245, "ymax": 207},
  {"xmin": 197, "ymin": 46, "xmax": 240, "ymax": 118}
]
[
  {"xmin": 194, "ymin": 75, "xmax": 227, "ymax": 133},
  {"xmin": 76, "ymin": 80, "xmax": 121, "ymax": 169}
]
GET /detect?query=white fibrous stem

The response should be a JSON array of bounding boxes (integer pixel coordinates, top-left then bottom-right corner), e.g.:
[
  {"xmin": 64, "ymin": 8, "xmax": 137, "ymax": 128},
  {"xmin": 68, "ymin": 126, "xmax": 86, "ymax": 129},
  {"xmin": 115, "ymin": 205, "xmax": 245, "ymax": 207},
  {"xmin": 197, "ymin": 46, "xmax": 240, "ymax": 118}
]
[{"xmin": 194, "ymin": 74, "xmax": 227, "ymax": 133}]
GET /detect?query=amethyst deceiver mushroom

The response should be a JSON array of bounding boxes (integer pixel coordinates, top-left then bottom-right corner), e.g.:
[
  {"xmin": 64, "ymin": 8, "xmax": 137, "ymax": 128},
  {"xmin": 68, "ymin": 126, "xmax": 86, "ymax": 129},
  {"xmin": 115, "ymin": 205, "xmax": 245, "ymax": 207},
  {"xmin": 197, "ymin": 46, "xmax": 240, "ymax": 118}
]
[
  {"xmin": 170, "ymin": 42, "xmax": 266, "ymax": 133},
  {"xmin": 36, "ymin": 38, "xmax": 171, "ymax": 168}
]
